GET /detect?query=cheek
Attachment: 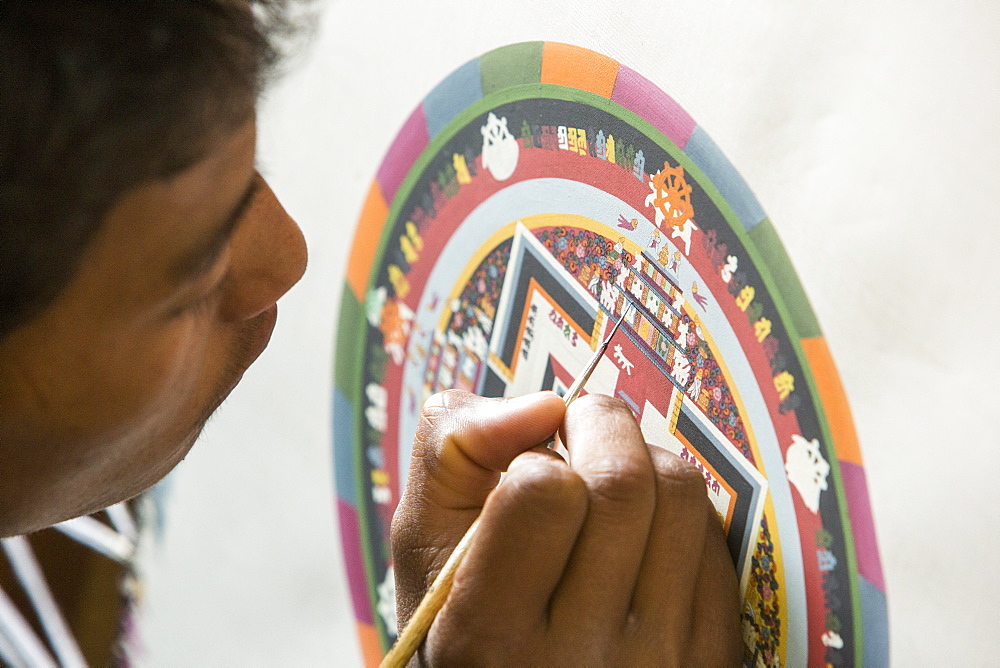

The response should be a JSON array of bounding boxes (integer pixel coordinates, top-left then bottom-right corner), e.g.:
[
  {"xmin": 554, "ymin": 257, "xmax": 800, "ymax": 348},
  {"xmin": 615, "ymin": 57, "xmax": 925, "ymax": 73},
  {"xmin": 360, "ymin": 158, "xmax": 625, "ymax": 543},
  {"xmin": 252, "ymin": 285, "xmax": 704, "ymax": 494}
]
[
  {"xmin": 142, "ymin": 316, "xmax": 228, "ymax": 414},
  {"xmin": 86, "ymin": 315, "xmax": 220, "ymax": 434}
]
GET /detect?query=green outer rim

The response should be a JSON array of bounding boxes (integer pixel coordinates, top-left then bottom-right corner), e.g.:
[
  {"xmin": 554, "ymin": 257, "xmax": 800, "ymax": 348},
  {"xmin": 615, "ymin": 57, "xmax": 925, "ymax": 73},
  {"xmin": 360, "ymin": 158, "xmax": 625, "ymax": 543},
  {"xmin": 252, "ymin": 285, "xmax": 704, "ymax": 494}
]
[
  {"xmin": 748, "ymin": 220, "xmax": 822, "ymax": 339},
  {"xmin": 347, "ymin": 74, "xmax": 861, "ymax": 660},
  {"xmin": 748, "ymin": 219, "xmax": 863, "ymax": 660},
  {"xmin": 333, "ymin": 284, "xmax": 390, "ymax": 641}
]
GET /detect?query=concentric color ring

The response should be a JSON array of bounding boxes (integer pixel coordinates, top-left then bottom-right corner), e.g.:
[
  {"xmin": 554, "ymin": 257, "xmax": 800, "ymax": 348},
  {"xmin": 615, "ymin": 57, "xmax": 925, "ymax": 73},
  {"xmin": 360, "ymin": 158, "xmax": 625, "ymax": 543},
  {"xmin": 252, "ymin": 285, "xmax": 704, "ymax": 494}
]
[{"xmin": 334, "ymin": 41, "xmax": 887, "ymax": 667}]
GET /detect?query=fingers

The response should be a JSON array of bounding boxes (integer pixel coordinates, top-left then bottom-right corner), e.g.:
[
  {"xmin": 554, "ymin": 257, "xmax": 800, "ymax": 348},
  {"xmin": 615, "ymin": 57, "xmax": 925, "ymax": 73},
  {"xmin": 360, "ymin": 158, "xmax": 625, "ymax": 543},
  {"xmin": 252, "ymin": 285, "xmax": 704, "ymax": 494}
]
[
  {"xmin": 550, "ymin": 394, "xmax": 656, "ymax": 633},
  {"xmin": 426, "ymin": 450, "xmax": 587, "ymax": 658},
  {"xmin": 628, "ymin": 446, "xmax": 743, "ymax": 664},
  {"xmin": 399, "ymin": 390, "xmax": 745, "ymax": 664},
  {"xmin": 689, "ymin": 507, "xmax": 744, "ymax": 664},
  {"xmin": 391, "ymin": 390, "xmax": 565, "ymax": 626},
  {"xmin": 406, "ymin": 389, "xmax": 566, "ymax": 510},
  {"xmin": 628, "ymin": 446, "xmax": 711, "ymax": 646}
]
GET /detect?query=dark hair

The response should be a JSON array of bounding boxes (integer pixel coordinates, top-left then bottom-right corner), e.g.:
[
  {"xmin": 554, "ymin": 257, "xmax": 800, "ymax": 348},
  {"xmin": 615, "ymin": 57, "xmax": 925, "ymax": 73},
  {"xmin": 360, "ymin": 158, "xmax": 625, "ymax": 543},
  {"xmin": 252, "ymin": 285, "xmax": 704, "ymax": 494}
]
[{"xmin": 0, "ymin": 0, "xmax": 296, "ymax": 338}]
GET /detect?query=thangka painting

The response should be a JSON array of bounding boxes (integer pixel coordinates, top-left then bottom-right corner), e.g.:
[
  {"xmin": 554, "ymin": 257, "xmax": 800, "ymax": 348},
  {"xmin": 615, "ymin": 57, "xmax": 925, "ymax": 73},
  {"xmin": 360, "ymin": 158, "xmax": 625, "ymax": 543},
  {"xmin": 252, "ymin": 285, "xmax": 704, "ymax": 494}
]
[{"xmin": 333, "ymin": 42, "xmax": 887, "ymax": 667}]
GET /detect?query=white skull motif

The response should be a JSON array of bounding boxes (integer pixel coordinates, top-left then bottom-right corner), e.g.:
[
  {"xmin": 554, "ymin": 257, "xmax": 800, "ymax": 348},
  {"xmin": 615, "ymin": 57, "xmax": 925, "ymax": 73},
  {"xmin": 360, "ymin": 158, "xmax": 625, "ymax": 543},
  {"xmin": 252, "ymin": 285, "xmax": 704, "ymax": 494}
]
[
  {"xmin": 480, "ymin": 112, "xmax": 519, "ymax": 181},
  {"xmin": 784, "ymin": 434, "xmax": 830, "ymax": 514}
]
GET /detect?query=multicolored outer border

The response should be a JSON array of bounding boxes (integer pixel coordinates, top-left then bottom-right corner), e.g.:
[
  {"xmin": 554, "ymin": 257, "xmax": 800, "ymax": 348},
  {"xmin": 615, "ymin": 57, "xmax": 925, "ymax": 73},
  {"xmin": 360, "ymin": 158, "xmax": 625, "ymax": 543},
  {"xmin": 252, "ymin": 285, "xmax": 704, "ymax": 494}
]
[{"xmin": 335, "ymin": 42, "xmax": 887, "ymax": 666}]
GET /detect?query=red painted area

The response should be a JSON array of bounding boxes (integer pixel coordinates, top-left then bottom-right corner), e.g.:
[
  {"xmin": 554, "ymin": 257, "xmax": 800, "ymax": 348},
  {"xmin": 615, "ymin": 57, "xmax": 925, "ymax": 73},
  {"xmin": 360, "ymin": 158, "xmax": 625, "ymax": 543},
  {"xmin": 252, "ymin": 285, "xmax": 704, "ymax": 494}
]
[
  {"xmin": 681, "ymin": 221, "xmax": 832, "ymax": 663},
  {"xmin": 610, "ymin": 330, "xmax": 674, "ymax": 417},
  {"xmin": 379, "ymin": 145, "xmax": 651, "ymax": 519}
]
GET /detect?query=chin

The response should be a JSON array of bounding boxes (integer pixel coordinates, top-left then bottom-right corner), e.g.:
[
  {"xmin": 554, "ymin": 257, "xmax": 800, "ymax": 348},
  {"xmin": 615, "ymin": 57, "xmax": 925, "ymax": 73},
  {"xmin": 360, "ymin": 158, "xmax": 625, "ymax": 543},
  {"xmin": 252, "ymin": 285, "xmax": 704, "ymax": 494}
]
[{"xmin": 6, "ymin": 308, "xmax": 282, "ymax": 537}]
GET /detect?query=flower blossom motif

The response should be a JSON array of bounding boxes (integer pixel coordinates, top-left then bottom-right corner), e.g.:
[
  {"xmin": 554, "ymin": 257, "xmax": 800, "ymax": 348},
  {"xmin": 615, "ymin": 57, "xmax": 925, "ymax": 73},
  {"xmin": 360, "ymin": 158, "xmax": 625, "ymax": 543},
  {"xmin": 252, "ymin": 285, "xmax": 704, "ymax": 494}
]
[{"xmin": 816, "ymin": 547, "xmax": 838, "ymax": 572}]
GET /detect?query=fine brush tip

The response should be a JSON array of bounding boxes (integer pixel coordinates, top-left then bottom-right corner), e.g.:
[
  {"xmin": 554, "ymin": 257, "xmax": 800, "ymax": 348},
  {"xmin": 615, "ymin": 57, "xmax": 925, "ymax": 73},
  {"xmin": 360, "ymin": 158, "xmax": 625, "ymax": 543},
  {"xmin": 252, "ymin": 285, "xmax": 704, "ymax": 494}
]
[
  {"xmin": 600, "ymin": 302, "xmax": 634, "ymax": 351},
  {"xmin": 562, "ymin": 302, "xmax": 635, "ymax": 406}
]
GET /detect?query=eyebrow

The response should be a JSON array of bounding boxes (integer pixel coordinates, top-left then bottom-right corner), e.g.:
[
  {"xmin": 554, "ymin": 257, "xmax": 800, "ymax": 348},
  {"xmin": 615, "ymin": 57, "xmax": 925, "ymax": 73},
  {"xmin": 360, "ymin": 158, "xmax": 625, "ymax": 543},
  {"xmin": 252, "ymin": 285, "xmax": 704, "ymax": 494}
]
[{"xmin": 170, "ymin": 174, "xmax": 261, "ymax": 285}]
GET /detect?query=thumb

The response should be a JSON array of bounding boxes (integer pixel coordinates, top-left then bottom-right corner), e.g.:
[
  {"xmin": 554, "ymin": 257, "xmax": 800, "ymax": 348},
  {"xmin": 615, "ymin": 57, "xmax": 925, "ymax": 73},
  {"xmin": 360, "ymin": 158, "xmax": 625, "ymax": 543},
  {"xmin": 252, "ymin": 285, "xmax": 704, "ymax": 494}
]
[{"xmin": 391, "ymin": 389, "xmax": 565, "ymax": 622}]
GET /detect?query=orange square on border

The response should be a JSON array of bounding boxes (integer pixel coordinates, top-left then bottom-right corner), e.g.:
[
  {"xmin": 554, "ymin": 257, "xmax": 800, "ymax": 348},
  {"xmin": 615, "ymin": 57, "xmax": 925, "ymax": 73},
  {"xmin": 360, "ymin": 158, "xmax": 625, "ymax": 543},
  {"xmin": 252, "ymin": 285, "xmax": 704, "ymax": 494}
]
[
  {"xmin": 347, "ymin": 181, "xmax": 389, "ymax": 301},
  {"xmin": 541, "ymin": 42, "xmax": 620, "ymax": 98},
  {"xmin": 356, "ymin": 622, "xmax": 383, "ymax": 668},
  {"xmin": 801, "ymin": 337, "xmax": 863, "ymax": 466}
]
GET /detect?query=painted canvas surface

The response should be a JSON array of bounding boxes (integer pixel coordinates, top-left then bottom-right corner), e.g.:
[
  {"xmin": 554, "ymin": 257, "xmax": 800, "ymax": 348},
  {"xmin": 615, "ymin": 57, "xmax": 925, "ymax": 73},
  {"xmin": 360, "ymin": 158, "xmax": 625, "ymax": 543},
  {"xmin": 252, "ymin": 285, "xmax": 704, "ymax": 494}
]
[{"xmin": 333, "ymin": 42, "xmax": 886, "ymax": 667}]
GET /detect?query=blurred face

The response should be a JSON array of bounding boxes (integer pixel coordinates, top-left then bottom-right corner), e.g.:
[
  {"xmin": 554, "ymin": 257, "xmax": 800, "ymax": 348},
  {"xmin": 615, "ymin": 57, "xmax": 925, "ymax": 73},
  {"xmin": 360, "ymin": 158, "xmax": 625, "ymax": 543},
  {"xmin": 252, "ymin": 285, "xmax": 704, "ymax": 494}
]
[{"xmin": 0, "ymin": 119, "xmax": 307, "ymax": 536}]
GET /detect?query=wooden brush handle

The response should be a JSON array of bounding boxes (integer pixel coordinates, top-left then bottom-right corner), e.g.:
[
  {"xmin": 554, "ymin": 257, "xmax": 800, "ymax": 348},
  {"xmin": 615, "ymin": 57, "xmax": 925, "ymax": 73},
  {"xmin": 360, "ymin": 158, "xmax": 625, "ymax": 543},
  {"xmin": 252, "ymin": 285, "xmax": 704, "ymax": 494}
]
[
  {"xmin": 381, "ymin": 307, "xmax": 632, "ymax": 666},
  {"xmin": 380, "ymin": 517, "xmax": 482, "ymax": 668}
]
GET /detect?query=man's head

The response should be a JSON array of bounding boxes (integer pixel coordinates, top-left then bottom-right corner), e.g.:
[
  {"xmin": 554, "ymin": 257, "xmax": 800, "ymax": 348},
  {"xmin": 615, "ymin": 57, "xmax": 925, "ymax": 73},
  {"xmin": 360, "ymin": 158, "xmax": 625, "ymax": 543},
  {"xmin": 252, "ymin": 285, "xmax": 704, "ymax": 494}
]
[{"xmin": 0, "ymin": 1, "xmax": 307, "ymax": 535}]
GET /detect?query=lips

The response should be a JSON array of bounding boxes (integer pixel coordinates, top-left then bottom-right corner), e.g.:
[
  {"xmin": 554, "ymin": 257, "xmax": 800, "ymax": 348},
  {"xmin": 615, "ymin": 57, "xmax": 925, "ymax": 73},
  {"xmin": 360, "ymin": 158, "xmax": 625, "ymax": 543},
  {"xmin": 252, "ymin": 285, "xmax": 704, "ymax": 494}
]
[
  {"xmin": 215, "ymin": 303, "xmax": 279, "ymax": 401},
  {"xmin": 245, "ymin": 303, "xmax": 278, "ymax": 366}
]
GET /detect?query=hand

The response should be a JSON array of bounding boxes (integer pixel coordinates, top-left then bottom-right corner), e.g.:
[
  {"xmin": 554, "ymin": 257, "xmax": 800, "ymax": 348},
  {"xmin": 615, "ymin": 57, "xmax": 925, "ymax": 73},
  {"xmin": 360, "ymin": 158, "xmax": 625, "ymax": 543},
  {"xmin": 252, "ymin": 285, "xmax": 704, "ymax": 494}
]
[{"xmin": 391, "ymin": 390, "xmax": 742, "ymax": 665}]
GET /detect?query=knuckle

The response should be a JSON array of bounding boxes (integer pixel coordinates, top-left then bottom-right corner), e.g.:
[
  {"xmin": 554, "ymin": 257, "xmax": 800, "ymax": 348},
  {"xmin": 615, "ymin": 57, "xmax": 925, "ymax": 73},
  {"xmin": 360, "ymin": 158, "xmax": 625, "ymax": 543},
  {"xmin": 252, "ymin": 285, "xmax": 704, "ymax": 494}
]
[
  {"xmin": 426, "ymin": 630, "xmax": 480, "ymax": 666},
  {"xmin": 389, "ymin": 500, "xmax": 422, "ymax": 559},
  {"xmin": 568, "ymin": 392, "xmax": 635, "ymax": 421},
  {"xmin": 649, "ymin": 447, "xmax": 709, "ymax": 500},
  {"xmin": 428, "ymin": 614, "xmax": 528, "ymax": 666},
  {"xmin": 388, "ymin": 502, "xmax": 410, "ymax": 548},
  {"xmin": 430, "ymin": 640, "xmax": 504, "ymax": 667},
  {"xmin": 504, "ymin": 453, "xmax": 586, "ymax": 511},
  {"xmin": 583, "ymin": 455, "xmax": 655, "ymax": 507}
]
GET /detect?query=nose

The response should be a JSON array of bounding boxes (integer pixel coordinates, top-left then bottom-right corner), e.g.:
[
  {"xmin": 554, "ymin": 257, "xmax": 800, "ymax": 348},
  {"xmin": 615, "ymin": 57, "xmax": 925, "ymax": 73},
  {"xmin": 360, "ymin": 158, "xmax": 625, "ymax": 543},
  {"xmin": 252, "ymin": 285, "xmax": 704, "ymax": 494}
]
[{"xmin": 218, "ymin": 178, "xmax": 307, "ymax": 322}]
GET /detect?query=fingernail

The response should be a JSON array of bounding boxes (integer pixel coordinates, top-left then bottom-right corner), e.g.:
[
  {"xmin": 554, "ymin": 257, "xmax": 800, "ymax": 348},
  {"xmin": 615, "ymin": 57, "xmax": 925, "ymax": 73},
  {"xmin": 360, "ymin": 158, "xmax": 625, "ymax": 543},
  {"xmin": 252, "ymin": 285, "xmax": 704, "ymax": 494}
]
[{"xmin": 422, "ymin": 391, "xmax": 447, "ymax": 410}]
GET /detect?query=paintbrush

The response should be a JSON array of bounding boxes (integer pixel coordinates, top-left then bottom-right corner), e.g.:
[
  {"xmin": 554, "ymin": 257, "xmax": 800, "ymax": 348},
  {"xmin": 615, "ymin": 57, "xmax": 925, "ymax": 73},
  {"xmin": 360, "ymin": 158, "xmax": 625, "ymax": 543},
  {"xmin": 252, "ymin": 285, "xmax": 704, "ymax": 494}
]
[{"xmin": 380, "ymin": 304, "xmax": 633, "ymax": 668}]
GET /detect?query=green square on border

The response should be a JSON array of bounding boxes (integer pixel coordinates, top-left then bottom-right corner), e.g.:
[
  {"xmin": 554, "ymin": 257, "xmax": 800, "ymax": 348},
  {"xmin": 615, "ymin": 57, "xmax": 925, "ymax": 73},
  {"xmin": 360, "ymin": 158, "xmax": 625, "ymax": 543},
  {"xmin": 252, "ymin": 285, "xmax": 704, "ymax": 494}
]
[
  {"xmin": 334, "ymin": 285, "xmax": 366, "ymax": 396},
  {"xmin": 480, "ymin": 41, "xmax": 544, "ymax": 95},
  {"xmin": 748, "ymin": 218, "xmax": 823, "ymax": 339}
]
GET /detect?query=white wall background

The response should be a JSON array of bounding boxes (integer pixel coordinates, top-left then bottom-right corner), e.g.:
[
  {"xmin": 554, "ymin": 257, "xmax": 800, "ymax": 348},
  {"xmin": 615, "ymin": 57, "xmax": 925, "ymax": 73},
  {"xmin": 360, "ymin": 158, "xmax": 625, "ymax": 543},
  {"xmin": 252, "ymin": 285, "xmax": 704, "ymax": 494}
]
[{"xmin": 132, "ymin": 1, "xmax": 1000, "ymax": 665}]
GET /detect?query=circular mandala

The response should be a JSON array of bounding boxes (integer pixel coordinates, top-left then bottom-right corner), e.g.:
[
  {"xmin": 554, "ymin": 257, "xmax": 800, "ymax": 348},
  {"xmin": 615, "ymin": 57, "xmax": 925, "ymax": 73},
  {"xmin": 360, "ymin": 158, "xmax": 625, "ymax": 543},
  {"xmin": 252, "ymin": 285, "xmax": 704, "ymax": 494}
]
[{"xmin": 333, "ymin": 42, "xmax": 887, "ymax": 666}]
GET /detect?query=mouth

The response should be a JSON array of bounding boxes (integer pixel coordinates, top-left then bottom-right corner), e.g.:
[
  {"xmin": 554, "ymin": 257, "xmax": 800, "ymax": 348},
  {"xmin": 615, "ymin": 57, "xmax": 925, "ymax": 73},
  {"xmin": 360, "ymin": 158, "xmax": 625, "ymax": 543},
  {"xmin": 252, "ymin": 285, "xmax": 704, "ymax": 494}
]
[
  {"xmin": 218, "ymin": 304, "xmax": 279, "ymax": 398},
  {"xmin": 187, "ymin": 304, "xmax": 282, "ymax": 439},
  {"xmin": 243, "ymin": 304, "xmax": 279, "ymax": 370}
]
